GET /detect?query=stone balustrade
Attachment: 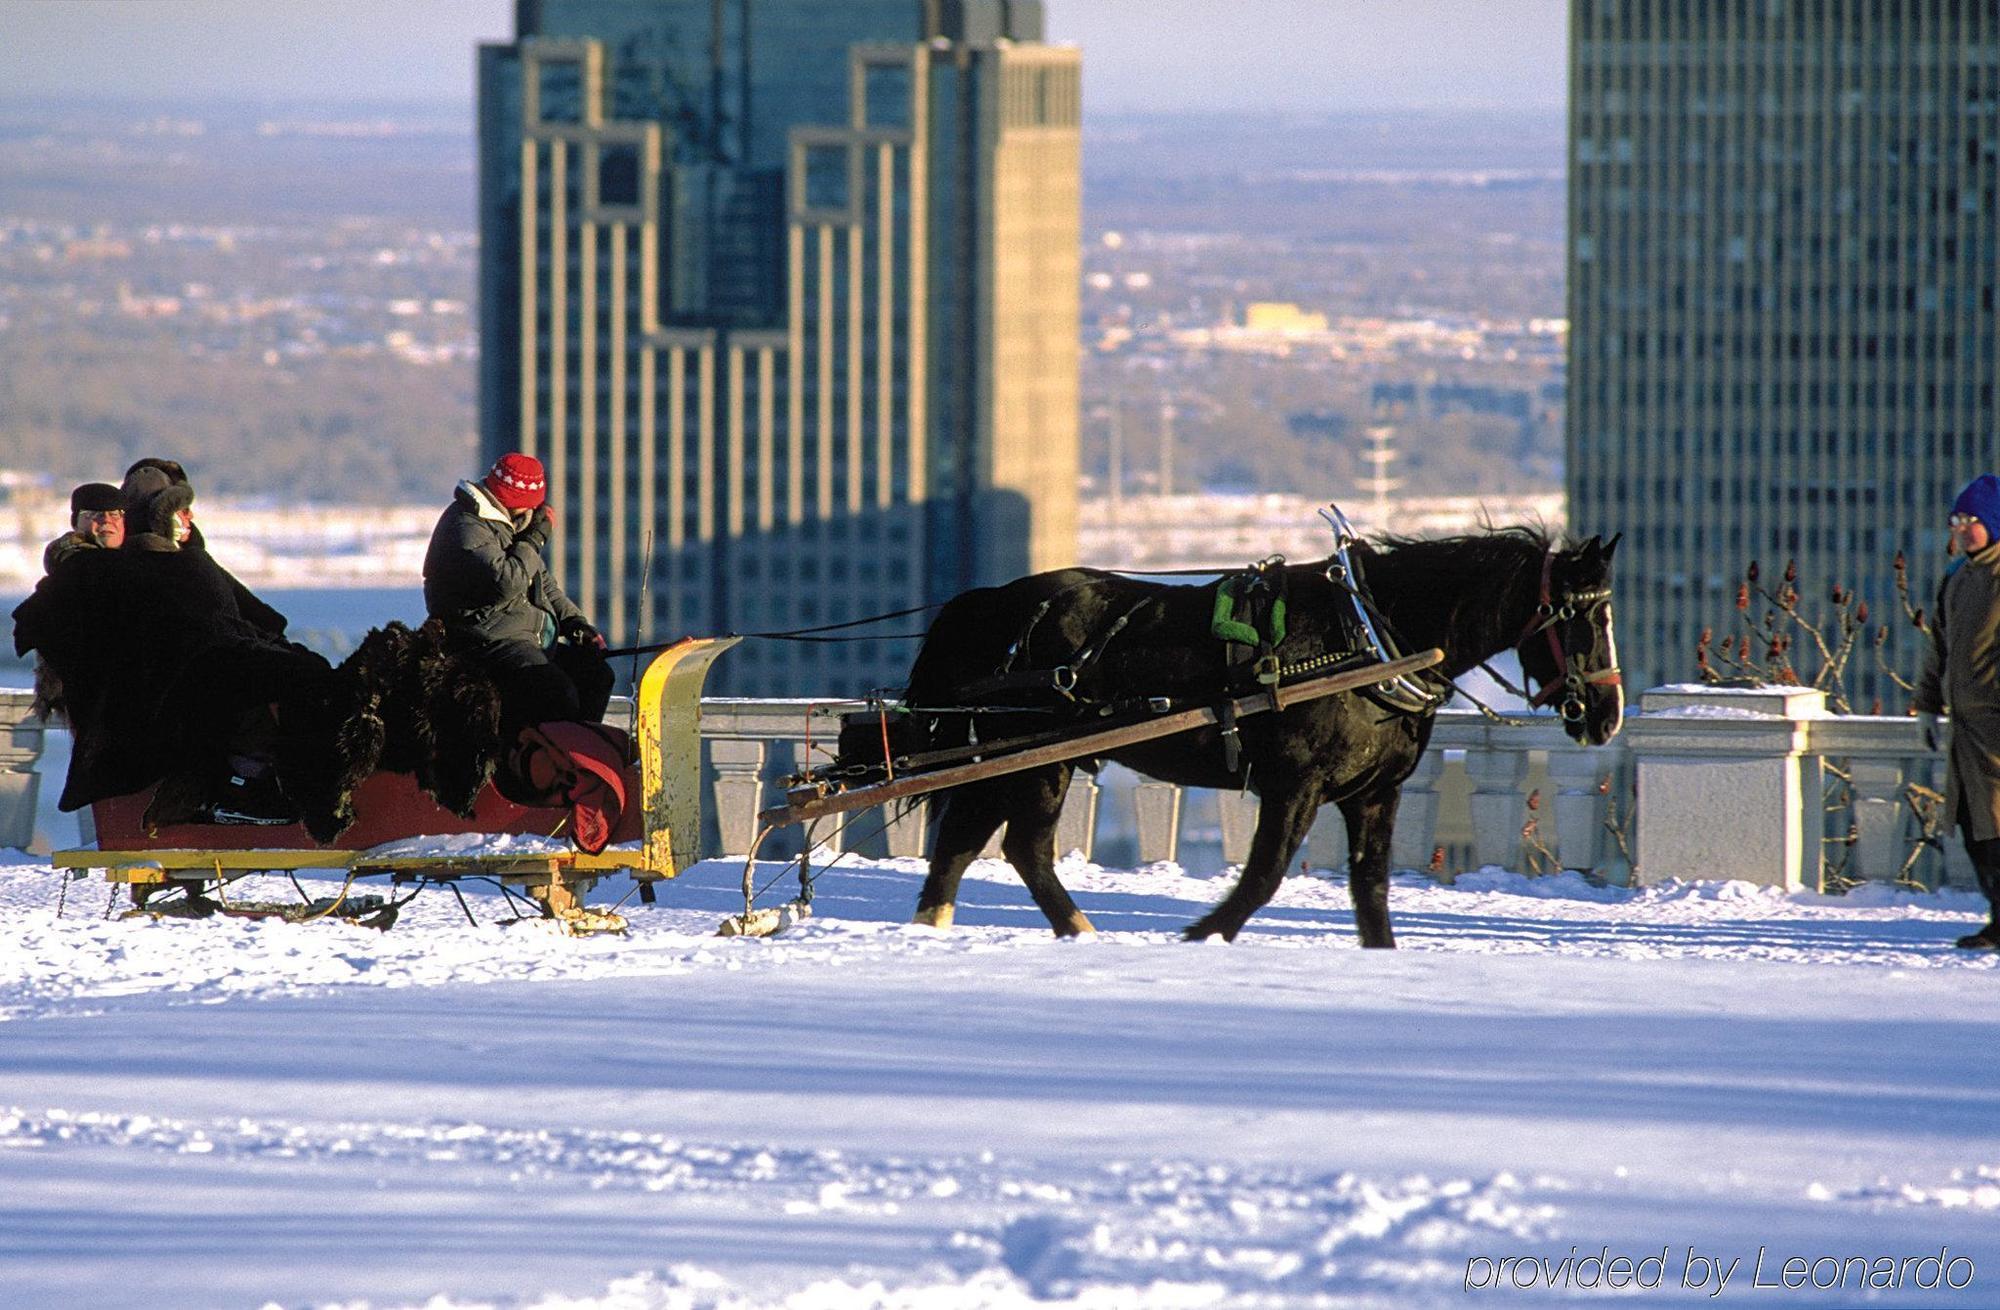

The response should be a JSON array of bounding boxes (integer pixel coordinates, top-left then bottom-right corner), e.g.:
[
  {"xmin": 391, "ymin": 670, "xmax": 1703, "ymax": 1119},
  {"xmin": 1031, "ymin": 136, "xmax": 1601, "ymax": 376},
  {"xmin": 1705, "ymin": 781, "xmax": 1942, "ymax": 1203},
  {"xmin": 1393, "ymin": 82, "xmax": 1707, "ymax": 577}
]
[{"xmin": 0, "ymin": 683, "xmax": 1970, "ymax": 889}]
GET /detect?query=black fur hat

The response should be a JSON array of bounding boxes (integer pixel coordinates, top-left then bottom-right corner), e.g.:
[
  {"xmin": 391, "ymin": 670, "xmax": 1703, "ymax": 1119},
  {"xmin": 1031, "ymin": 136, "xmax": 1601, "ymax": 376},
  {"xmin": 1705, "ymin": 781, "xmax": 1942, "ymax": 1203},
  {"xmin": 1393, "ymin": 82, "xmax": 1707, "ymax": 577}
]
[
  {"xmin": 69, "ymin": 482, "xmax": 121, "ymax": 516},
  {"xmin": 119, "ymin": 466, "xmax": 171, "ymax": 511},
  {"xmin": 120, "ymin": 467, "xmax": 194, "ymax": 540},
  {"xmin": 125, "ymin": 456, "xmax": 189, "ymax": 486}
]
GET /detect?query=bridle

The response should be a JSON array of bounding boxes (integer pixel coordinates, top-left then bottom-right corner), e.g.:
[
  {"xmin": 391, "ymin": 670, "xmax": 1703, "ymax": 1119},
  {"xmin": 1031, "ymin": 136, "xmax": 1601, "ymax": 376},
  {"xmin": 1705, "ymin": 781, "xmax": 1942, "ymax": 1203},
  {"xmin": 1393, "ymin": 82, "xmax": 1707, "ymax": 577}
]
[{"xmin": 1516, "ymin": 547, "xmax": 1622, "ymax": 725}]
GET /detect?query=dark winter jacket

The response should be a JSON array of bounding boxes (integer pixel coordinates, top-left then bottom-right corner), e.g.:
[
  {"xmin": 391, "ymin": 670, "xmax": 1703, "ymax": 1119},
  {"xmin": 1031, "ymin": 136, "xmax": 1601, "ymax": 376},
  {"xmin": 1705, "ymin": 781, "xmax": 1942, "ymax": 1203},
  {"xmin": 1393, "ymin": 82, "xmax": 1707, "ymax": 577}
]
[
  {"xmin": 11, "ymin": 485, "xmax": 325, "ymax": 811},
  {"xmin": 119, "ymin": 471, "xmax": 287, "ymax": 635},
  {"xmin": 422, "ymin": 480, "xmax": 584, "ymax": 649},
  {"xmin": 1916, "ymin": 544, "xmax": 2000, "ymax": 840}
]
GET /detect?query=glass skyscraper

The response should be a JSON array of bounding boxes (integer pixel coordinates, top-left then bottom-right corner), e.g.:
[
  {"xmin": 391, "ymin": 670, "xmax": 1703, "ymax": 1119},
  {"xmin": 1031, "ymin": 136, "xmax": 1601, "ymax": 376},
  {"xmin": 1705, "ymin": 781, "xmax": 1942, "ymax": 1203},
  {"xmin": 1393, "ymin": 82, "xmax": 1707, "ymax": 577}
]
[
  {"xmin": 1568, "ymin": 0, "xmax": 2000, "ymax": 702},
  {"xmin": 478, "ymin": 0, "xmax": 1080, "ymax": 695}
]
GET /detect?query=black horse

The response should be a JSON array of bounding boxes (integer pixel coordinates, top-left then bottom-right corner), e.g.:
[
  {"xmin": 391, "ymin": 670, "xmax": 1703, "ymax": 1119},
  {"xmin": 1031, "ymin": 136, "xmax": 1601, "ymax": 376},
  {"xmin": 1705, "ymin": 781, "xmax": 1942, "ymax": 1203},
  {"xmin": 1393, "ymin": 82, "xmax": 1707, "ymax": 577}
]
[{"xmin": 880, "ymin": 527, "xmax": 1623, "ymax": 947}]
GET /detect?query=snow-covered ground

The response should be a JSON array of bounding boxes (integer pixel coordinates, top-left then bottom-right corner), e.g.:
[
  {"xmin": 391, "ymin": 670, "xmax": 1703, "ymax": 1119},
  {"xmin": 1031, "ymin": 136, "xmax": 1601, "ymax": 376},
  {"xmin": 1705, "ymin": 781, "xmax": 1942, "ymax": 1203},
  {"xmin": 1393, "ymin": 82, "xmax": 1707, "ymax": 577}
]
[{"xmin": 2, "ymin": 852, "xmax": 1997, "ymax": 1308}]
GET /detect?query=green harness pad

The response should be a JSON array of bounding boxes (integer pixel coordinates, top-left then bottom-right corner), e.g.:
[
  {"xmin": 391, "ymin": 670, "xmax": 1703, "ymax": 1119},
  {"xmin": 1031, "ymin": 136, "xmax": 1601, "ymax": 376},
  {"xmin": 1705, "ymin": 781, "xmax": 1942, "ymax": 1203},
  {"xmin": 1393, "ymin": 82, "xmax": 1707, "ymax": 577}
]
[{"xmin": 1211, "ymin": 572, "xmax": 1287, "ymax": 649}]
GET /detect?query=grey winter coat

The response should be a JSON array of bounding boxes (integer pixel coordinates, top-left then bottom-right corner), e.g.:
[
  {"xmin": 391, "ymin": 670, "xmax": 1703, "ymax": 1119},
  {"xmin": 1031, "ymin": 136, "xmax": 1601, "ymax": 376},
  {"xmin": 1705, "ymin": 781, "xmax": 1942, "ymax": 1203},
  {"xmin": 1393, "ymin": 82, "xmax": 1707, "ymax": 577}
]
[
  {"xmin": 422, "ymin": 481, "xmax": 584, "ymax": 649},
  {"xmin": 1914, "ymin": 543, "xmax": 2000, "ymax": 841}
]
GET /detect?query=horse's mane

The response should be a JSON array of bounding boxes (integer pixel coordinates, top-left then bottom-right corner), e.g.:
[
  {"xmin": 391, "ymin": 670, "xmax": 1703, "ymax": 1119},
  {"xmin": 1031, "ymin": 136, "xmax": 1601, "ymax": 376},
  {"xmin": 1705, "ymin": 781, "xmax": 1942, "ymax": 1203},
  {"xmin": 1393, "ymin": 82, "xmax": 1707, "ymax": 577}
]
[
  {"xmin": 1360, "ymin": 522, "xmax": 1559, "ymax": 564},
  {"xmin": 1342, "ymin": 524, "xmax": 1568, "ymax": 672}
]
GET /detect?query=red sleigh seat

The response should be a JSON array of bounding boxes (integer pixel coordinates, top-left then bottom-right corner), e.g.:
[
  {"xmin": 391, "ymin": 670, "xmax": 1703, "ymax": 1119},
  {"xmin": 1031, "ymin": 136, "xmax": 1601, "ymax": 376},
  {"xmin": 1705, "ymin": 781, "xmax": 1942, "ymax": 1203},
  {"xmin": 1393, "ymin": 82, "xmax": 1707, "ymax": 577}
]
[{"xmin": 90, "ymin": 742, "xmax": 643, "ymax": 853}]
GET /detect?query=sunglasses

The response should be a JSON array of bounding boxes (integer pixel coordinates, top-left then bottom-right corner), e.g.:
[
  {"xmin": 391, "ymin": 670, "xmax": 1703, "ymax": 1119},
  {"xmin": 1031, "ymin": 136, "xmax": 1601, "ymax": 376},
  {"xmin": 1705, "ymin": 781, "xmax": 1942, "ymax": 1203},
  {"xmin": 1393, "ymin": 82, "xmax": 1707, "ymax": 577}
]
[{"xmin": 1950, "ymin": 513, "xmax": 1984, "ymax": 528}]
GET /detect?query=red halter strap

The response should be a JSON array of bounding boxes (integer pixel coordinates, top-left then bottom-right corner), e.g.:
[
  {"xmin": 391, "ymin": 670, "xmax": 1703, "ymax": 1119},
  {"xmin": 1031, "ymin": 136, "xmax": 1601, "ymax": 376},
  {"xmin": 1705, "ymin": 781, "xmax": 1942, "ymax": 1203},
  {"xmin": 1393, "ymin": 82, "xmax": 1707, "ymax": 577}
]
[{"xmin": 1518, "ymin": 547, "xmax": 1623, "ymax": 714}]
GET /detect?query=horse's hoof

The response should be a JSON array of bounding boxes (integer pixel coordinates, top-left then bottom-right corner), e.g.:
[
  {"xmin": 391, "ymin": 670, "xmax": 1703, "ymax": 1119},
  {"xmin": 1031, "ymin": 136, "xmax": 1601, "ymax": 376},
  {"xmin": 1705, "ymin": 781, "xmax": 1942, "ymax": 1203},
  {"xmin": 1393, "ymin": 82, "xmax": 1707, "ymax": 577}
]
[
  {"xmin": 1054, "ymin": 910, "xmax": 1096, "ymax": 937},
  {"xmin": 911, "ymin": 904, "xmax": 955, "ymax": 930}
]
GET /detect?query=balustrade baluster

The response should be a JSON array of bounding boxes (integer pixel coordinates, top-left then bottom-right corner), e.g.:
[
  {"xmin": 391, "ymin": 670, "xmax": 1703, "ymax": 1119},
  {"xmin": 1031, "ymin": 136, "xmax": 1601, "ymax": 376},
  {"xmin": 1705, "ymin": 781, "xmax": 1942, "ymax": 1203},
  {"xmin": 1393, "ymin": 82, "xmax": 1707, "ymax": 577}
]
[
  {"xmin": 884, "ymin": 797, "xmax": 930, "ymax": 859},
  {"xmin": 1133, "ymin": 781, "xmax": 1182, "ymax": 865},
  {"xmin": 1545, "ymin": 746, "xmax": 1611, "ymax": 875},
  {"xmin": 1847, "ymin": 755, "xmax": 1907, "ymax": 883},
  {"xmin": 1465, "ymin": 745, "xmax": 1530, "ymax": 872},
  {"xmin": 1390, "ymin": 749, "xmax": 1446, "ymax": 873},
  {"xmin": 0, "ymin": 693, "xmax": 45, "ymax": 853},
  {"xmin": 1217, "ymin": 787, "xmax": 1259, "ymax": 867},
  {"xmin": 1057, "ymin": 774, "xmax": 1098, "ymax": 862},
  {"xmin": 708, "ymin": 738, "xmax": 767, "ymax": 856}
]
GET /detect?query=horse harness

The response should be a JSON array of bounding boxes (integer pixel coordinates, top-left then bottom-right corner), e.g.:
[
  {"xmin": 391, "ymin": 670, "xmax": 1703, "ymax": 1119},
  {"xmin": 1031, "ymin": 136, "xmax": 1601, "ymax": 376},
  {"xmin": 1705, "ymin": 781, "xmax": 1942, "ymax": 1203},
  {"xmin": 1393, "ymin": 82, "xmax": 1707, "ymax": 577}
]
[{"xmin": 1515, "ymin": 547, "xmax": 1622, "ymax": 725}]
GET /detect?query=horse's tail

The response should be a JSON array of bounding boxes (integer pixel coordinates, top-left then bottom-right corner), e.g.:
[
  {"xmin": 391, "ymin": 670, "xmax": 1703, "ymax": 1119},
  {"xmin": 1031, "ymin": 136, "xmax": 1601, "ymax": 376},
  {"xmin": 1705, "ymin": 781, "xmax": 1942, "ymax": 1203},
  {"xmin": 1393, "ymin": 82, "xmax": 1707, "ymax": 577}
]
[{"xmin": 830, "ymin": 587, "xmax": 994, "ymax": 775}]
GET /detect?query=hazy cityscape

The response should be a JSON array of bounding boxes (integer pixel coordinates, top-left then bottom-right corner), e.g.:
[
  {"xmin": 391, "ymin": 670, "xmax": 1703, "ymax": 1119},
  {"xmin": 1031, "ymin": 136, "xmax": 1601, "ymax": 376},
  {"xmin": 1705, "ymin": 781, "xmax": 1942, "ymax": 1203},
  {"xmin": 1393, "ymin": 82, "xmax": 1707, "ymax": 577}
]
[
  {"xmin": 0, "ymin": 104, "xmax": 1563, "ymax": 489},
  {"xmin": 0, "ymin": 99, "xmax": 1568, "ymax": 654}
]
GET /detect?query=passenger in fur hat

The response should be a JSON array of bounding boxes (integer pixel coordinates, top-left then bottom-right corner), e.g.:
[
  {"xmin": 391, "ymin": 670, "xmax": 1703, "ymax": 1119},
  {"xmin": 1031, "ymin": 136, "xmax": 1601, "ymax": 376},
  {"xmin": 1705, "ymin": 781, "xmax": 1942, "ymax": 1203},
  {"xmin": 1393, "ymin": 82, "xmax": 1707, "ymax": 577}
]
[
  {"xmin": 42, "ymin": 482, "xmax": 125, "ymax": 574},
  {"xmin": 115, "ymin": 460, "xmax": 287, "ymax": 635}
]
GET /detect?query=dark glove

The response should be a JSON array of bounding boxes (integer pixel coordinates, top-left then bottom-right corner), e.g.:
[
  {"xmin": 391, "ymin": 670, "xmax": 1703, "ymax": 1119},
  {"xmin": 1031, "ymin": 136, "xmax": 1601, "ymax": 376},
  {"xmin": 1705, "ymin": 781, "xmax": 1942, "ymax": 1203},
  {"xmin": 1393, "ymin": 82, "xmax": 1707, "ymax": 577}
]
[
  {"xmin": 515, "ymin": 506, "xmax": 553, "ymax": 554},
  {"xmin": 1919, "ymin": 711, "xmax": 1942, "ymax": 752},
  {"xmin": 560, "ymin": 616, "xmax": 606, "ymax": 650}
]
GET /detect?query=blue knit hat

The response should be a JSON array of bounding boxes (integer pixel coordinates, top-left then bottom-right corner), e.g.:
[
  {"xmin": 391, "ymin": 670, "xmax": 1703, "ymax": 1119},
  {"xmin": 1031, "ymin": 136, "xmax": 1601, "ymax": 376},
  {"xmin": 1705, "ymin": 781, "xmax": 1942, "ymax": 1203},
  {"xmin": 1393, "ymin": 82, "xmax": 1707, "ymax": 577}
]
[{"xmin": 1954, "ymin": 474, "xmax": 2000, "ymax": 540}]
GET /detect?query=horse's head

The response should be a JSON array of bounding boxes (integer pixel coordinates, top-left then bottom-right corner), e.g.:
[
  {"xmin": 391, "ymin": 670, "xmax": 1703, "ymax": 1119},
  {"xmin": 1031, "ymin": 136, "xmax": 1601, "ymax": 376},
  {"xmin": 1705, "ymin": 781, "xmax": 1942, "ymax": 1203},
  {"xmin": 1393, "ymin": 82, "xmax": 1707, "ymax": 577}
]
[{"xmin": 1515, "ymin": 533, "xmax": 1624, "ymax": 745}]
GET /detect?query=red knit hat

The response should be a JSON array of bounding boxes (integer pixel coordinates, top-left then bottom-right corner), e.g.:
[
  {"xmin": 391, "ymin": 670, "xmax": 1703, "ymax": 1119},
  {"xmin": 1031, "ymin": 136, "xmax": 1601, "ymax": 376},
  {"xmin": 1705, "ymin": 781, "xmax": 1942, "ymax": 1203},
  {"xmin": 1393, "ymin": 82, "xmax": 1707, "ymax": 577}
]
[{"xmin": 484, "ymin": 453, "xmax": 546, "ymax": 510}]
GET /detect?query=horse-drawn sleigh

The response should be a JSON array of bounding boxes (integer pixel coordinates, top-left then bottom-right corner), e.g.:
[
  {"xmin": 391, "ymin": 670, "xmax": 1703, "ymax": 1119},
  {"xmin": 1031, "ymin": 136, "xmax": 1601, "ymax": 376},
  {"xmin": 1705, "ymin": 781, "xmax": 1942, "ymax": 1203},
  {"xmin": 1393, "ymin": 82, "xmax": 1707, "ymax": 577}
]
[{"xmin": 49, "ymin": 518, "xmax": 1623, "ymax": 946}]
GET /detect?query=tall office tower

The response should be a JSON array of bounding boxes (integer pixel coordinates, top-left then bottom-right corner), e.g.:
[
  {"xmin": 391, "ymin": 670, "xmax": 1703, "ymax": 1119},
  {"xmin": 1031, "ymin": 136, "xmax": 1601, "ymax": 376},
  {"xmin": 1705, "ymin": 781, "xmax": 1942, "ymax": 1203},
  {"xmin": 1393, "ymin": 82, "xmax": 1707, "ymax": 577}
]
[
  {"xmin": 478, "ymin": 0, "xmax": 1080, "ymax": 695},
  {"xmin": 1568, "ymin": 2, "xmax": 2000, "ymax": 701}
]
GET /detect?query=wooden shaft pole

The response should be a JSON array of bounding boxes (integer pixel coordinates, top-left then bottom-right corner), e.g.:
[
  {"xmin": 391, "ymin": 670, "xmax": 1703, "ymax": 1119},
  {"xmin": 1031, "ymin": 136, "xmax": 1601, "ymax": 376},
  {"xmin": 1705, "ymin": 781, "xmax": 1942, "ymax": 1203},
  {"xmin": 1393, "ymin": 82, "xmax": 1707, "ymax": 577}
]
[{"xmin": 759, "ymin": 648, "xmax": 1444, "ymax": 828}]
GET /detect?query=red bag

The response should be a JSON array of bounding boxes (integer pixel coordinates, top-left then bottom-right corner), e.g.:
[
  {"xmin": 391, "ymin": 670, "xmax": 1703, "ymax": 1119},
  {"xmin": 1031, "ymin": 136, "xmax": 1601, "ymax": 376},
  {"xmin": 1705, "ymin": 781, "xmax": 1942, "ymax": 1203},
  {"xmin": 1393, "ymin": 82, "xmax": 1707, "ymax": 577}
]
[{"xmin": 506, "ymin": 722, "xmax": 631, "ymax": 855}]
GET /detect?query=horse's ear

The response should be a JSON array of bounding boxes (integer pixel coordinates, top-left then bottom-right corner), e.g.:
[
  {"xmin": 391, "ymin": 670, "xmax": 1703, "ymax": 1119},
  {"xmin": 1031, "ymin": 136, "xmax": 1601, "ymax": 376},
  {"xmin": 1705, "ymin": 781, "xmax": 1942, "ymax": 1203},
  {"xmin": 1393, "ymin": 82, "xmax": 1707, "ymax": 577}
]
[
  {"xmin": 1603, "ymin": 531, "xmax": 1622, "ymax": 560},
  {"xmin": 1577, "ymin": 534, "xmax": 1603, "ymax": 563}
]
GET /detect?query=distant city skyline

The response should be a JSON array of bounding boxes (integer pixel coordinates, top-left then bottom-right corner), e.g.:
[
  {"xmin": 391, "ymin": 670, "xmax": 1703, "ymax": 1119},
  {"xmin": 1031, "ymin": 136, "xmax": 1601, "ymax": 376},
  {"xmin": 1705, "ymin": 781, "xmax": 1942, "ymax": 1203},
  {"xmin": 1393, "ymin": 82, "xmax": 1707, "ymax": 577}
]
[{"xmin": 0, "ymin": 0, "xmax": 1565, "ymax": 114}]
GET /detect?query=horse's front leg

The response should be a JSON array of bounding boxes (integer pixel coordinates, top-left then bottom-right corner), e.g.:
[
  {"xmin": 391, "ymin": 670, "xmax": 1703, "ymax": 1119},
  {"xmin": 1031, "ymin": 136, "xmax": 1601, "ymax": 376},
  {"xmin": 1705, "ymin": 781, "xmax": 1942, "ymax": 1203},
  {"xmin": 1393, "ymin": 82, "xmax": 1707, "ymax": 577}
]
[
  {"xmin": 1339, "ymin": 787, "xmax": 1401, "ymax": 948},
  {"xmin": 1185, "ymin": 784, "xmax": 1319, "ymax": 941}
]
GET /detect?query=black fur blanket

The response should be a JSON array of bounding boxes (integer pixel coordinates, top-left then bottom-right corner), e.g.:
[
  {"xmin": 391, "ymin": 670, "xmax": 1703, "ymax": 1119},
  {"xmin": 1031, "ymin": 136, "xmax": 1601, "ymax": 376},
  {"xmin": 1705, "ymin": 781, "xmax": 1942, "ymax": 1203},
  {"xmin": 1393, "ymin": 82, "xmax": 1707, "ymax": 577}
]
[{"xmin": 280, "ymin": 619, "xmax": 510, "ymax": 843}]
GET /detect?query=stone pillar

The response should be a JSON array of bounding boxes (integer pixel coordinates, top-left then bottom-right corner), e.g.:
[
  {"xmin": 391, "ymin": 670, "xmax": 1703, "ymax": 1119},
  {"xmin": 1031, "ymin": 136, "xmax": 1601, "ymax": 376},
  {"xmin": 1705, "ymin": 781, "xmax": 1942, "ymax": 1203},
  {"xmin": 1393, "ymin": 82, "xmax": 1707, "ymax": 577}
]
[
  {"xmin": 1390, "ymin": 749, "xmax": 1446, "ymax": 873},
  {"xmin": 0, "ymin": 692, "xmax": 44, "ymax": 853},
  {"xmin": 1056, "ymin": 774, "xmax": 1098, "ymax": 861},
  {"xmin": 1218, "ymin": 788, "xmax": 1260, "ymax": 867},
  {"xmin": 708, "ymin": 738, "xmax": 766, "ymax": 857},
  {"xmin": 1627, "ymin": 685, "xmax": 1827, "ymax": 891},
  {"xmin": 1133, "ymin": 781, "xmax": 1182, "ymax": 865},
  {"xmin": 1465, "ymin": 746, "xmax": 1530, "ymax": 871},
  {"xmin": 1545, "ymin": 745, "xmax": 1612, "ymax": 874}
]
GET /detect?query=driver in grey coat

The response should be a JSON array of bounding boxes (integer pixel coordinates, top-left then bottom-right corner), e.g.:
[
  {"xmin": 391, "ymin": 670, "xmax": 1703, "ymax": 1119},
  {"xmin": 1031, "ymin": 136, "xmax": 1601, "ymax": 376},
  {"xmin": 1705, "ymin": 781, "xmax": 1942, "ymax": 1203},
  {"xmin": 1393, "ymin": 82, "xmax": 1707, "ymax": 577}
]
[{"xmin": 421, "ymin": 453, "xmax": 612, "ymax": 730}]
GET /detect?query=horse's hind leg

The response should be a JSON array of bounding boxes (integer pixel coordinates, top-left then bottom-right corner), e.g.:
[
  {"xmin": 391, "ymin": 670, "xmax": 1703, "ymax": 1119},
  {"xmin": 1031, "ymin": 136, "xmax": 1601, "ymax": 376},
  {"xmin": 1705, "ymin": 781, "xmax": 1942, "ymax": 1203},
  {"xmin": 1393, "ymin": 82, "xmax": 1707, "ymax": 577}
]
[
  {"xmin": 1185, "ymin": 785, "xmax": 1318, "ymax": 942},
  {"xmin": 998, "ymin": 764, "xmax": 1093, "ymax": 937},
  {"xmin": 1339, "ymin": 787, "xmax": 1401, "ymax": 949},
  {"xmin": 914, "ymin": 767, "xmax": 1091, "ymax": 936},
  {"xmin": 913, "ymin": 786, "xmax": 1006, "ymax": 929}
]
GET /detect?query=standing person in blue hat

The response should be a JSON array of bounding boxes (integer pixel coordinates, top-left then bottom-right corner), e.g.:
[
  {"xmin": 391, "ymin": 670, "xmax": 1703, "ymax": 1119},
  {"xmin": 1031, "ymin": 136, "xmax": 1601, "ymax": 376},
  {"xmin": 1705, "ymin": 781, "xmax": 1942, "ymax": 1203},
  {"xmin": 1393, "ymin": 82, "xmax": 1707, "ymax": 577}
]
[{"xmin": 1915, "ymin": 473, "xmax": 2000, "ymax": 949}]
